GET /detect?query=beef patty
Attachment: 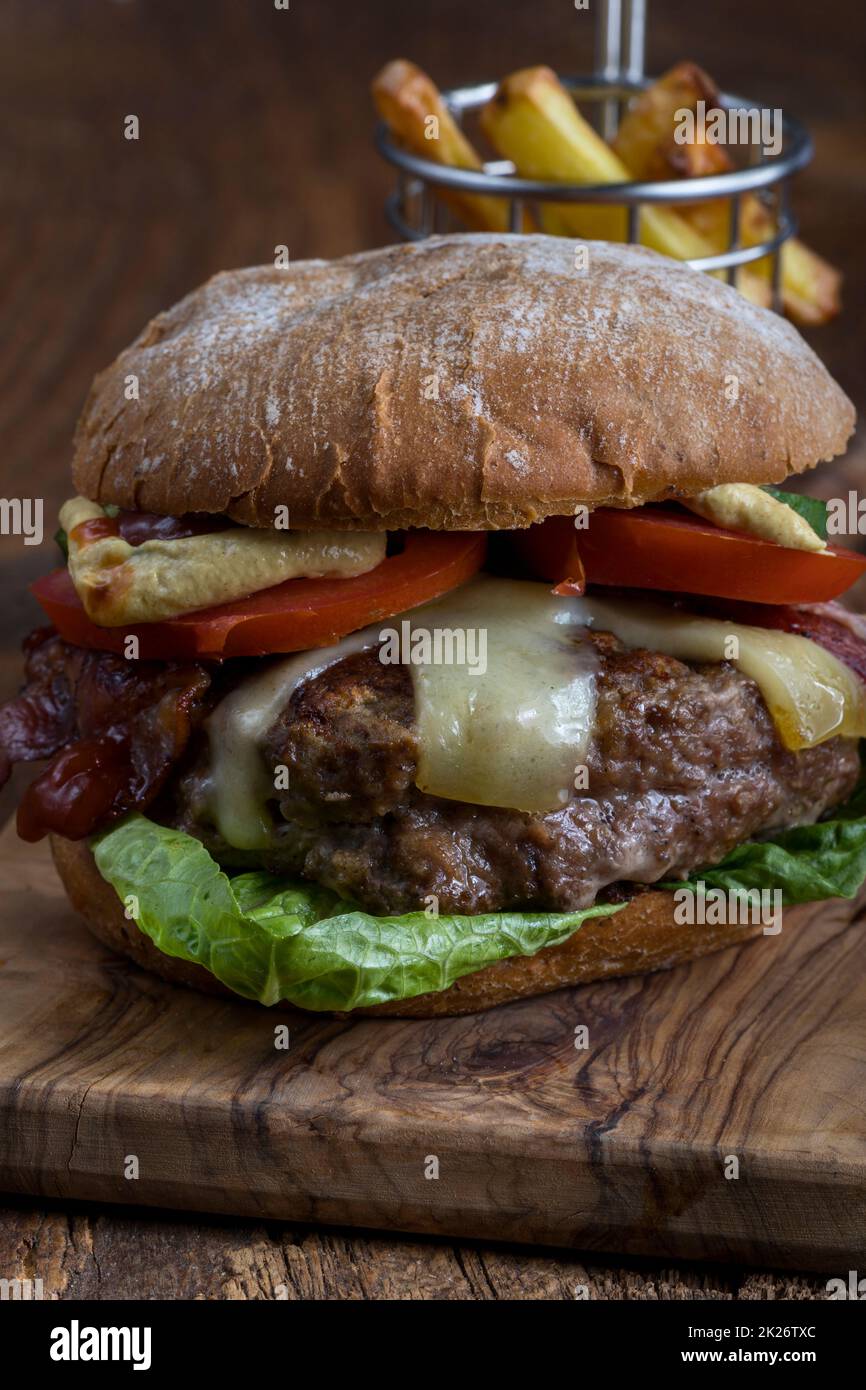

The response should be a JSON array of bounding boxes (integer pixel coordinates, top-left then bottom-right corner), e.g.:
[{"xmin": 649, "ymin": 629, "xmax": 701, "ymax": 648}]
[{"xmin": 172, "ymin": 633, "xmax": 861, "ymax": 915}]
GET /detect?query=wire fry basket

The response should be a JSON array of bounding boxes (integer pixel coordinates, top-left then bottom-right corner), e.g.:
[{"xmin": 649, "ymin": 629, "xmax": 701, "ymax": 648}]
[{"xmin": 374, "ymin": 0, "xmax": 813, "ymax": 312}]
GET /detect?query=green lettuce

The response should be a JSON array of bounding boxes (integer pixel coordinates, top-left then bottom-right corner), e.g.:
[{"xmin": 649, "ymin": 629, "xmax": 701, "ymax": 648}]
[
  {"xmin": 663, "ymin": 775, "xmax": 866, "ymax": 904},
  {"xmin": 91, "ymin": 815, "xmax": 624, "ymax": 1011}
]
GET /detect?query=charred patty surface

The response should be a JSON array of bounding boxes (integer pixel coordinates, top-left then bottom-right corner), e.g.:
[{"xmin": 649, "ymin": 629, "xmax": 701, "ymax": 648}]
[{"xmin": 173, "ymin": 635, "xmax": 861, "ymax": 915}]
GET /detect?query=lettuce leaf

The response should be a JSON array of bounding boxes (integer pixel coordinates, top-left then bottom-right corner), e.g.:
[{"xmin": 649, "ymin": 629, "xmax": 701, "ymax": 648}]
[
  {"xmin": 662, "ymin": 775, "xmax": 866, "ymax": 904},
  {"xmin": 91, "ymin": 815, "xmax": 624, "ymax": 1011}
]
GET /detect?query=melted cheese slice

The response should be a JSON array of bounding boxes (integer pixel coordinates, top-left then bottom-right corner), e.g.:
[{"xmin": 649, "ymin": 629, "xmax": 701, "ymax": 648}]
[
  {"xmin": 202, "ymin": 578, "xmax": 866, "ymax": 848},
  {"xmin": 582, "ymin": 594, "xmax": 866, "ymax": 750},
  {"xmin": 60, "ymin": 497, "xmax": 385, "ymax": 627},
  {"xmin": 409, "ymin": 578, "xmax": 598, "ymax": 813},
  {"xmin": 409, "ymin": 580, "xmax": 866, "ymax": 810},
  {"xmin": 204, "ymin": 626, "xmax": 381, "ymax": 850},
  {"xmin": 202, "ymin": 579, "xmax": 600, "ymax": 846}
]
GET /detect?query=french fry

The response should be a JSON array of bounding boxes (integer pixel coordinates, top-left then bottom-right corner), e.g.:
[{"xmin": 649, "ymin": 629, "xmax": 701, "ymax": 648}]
[
  {"xmin": 613, "ymin": 63, "xmax": 842, "ymax": 324},
  {"xmin": 762, "ymin": 237, "xmax": 842, "ymax": 326},
  {"xmin": 612, "ymin": 61, "xmax": 725, "ymax": 182},
  {"xmin": 687, "ymin": 193, "xmax": 842, "ymax": 325},
  {"xmin": 372, "ymin": 59, "xmax": 516, "ymax": 233},
  {"xmin": 479, "ymin": 66, "xmax": 771, "ymax": 307}
]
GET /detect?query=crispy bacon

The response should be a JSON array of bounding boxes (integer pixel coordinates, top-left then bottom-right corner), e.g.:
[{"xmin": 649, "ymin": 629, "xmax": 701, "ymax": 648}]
[
  {"xmin": 0, "ymin": 630, "xmax": 213, "ymax": 841},
  {"xmin": 0, "ymin": 628, "xmax": 80, "ymax": 764}
]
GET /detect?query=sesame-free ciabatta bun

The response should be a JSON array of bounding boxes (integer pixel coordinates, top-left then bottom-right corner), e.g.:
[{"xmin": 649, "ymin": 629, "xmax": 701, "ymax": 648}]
[
  {"xmin": 72, "ymin": 235, "xmax": 854, "ymax": 533},
  {"xmin": 51, "ymin": 834, "xmax": 769, "ymax": 1018}
]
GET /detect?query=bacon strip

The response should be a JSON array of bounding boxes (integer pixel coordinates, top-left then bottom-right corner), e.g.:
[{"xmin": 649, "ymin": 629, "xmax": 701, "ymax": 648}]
[
  {"xmin": 0, "ymin": 631, "xmax": 213, "ymax": 841},
  {"xmin": 0, "ymin": 628, "xmax": 79, "ymax": 764}
]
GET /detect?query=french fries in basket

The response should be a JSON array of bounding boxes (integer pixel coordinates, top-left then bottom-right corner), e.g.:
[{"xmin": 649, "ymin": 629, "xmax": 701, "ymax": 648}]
[
  {"xmin": 372, "ymin": 60, "xmax": 517, "ymax": 233},
  {"xmin": 373, "ymin": 57, "xmax": 840, "ymax": 323},
  {"xmin": 478, "ymin": 67, "xmax": 770, "ymax": 307},
  {"xmin": 613, "ymin": 63, "xmax": 842, "ymax": 324}
]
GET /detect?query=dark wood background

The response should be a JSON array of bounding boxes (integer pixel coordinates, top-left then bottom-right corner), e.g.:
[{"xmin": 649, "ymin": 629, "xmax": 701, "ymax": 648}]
[{"xmin": 0, "ymin": 0, "xmax": 863, "ymax": 1299}]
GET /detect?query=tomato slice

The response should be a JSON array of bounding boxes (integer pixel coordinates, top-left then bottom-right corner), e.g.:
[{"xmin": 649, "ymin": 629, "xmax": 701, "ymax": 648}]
[
  {"xmin": 515, "ymin": 508, "xmax": 866, "ymax": 605},
  {"xmin": 33, "ymin": 531, "xmax": 487, "ymax": 660}
]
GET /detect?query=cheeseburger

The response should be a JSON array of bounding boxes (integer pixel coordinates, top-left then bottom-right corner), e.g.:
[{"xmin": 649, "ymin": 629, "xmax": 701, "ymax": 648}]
[{"xmin": 2, "ymin": 234, "xmax": 866, "ymax": 1016}]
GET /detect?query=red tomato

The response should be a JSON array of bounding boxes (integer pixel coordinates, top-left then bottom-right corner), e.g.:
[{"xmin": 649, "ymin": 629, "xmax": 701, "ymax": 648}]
[
  {"xmin": 33, "ymin": 531, "xmax": 487, "ymax": 661},
  {"xmin": 515, "ymin": 508, "xmax": 866, "ymax": 605}
]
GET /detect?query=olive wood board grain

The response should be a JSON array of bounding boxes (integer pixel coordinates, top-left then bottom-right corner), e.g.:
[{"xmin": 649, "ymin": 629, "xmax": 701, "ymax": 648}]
[{"xmin": 0, "ymin": 818, "xmax": 864, "ymax": 1272}]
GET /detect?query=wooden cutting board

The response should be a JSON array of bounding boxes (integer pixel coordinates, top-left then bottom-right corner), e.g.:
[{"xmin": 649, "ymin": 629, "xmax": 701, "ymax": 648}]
[{"xmin": 1, "ymin": 817, "xmax": 864, "ymax": 1272}]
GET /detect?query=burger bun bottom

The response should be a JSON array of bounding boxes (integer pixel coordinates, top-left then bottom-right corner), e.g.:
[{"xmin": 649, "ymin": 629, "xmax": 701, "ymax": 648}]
[{"xmin": 51, "ymin": 834, "xmax": 768, "ymax": 1017}]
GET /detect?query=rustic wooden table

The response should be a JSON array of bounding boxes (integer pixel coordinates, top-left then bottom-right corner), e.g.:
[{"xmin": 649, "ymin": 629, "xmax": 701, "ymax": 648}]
[{"xmin": 0, "ymin": 0, "xmax": 863, "ymax": 1299}]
